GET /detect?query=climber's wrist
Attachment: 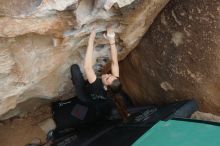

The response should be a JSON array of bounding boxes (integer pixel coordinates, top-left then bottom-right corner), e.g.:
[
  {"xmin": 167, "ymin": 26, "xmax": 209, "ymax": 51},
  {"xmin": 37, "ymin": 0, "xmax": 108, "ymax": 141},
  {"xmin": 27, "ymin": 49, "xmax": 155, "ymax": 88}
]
[
  {"xmin": 109, "ymin": 39, "xmax": 115, "ymax": 45},
  {"xmin": 110, "ymin": 42, "xmax": 115, "ymax": 46}
]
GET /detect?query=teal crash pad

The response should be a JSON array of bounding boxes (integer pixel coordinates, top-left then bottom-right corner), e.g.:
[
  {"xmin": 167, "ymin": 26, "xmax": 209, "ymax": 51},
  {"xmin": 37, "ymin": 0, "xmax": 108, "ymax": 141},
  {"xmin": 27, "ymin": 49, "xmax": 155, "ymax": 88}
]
[{"xmin": 132, "ymin": 120, "xmax": 220, "ymax": 146}]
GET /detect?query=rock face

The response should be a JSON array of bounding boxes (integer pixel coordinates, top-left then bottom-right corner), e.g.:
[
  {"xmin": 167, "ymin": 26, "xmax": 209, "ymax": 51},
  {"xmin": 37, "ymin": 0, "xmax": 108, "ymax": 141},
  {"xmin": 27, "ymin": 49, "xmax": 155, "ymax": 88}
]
[
  {"xmin": 0, "ymin": 0, "xmax": 169, "ymax": 119},
  {"xmin": 120, "ymin": 0, "xmax": 220, "ymax": 115}
]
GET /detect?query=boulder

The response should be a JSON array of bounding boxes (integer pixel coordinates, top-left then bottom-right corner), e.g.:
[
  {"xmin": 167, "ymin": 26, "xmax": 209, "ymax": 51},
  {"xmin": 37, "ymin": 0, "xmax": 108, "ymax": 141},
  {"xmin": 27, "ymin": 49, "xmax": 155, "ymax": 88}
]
[
  {"xmin": 120, "ymin": 0, "xmax": 220, "ymax": 115},
  {"xmin": 0, "ymin": 0, "xmax": 169, "ymax": 119}
]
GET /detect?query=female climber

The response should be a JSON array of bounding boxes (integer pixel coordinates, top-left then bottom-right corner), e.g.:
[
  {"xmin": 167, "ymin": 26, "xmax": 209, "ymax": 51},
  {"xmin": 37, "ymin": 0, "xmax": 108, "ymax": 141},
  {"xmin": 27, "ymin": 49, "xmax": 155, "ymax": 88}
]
[{"xmin": 70, "ymin": 26, "xmax": 126, "ymax": 122}]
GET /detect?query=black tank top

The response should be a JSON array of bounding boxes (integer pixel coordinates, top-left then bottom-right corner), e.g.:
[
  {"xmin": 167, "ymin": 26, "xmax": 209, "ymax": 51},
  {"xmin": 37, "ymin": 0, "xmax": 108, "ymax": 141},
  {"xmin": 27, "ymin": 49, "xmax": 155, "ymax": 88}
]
[
  {"xmin": 86, "ymin": 78, "xmax": 107, "ymax": 100},
  {"xmin": 86, "ymin": 78, "xmax": 114, "ymax": 115}
]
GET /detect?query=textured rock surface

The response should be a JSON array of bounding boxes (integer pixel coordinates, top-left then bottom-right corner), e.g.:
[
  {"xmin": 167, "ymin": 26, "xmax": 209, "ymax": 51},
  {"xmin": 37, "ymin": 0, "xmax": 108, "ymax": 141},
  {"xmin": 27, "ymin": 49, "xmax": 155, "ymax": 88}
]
[
  {"xmin": 0, "ymin": 0, "xmax": 169, "ymax": 119},
  {"xmin": 120, "ymin": 0, "xmax": 220, "ymax": 115},
  {"xmin": 191, "ymin": 111, "xmax": 220, "ymax": 123}
]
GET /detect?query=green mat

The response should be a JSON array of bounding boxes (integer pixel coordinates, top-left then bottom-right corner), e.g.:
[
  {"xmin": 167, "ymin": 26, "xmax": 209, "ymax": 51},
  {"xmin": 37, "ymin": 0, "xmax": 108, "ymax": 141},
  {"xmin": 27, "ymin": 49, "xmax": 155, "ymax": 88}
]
[{"xmin": 132, "ymin": 120, "xmax": 220, "ymax": 146}]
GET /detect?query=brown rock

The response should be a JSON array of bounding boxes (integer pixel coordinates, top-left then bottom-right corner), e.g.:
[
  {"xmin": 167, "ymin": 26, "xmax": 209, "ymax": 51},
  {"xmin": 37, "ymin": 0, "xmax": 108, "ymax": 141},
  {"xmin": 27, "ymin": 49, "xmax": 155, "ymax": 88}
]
[{"xmin": 120, "ymin": 0, "xmax": 220, "ymax": 115}]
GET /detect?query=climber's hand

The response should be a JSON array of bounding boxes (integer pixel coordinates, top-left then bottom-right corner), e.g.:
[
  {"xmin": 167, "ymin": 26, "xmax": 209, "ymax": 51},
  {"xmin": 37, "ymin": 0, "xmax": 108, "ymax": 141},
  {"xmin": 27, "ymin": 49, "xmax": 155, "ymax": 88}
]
[
  {"xmin": 89, "ymin": 27, "xmax": 96, "ymax": 40},
  {"xmin": 105, "ymin": 26, "xmax": 115, "ymax": 44}
]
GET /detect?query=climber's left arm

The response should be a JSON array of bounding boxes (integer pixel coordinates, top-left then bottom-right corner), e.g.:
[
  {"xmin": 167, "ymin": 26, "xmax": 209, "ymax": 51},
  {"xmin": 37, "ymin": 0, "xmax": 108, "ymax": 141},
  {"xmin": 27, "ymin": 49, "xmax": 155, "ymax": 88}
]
[{"xmin": 107, "ymin": 26, "xmax": 119, "ymax": 77}]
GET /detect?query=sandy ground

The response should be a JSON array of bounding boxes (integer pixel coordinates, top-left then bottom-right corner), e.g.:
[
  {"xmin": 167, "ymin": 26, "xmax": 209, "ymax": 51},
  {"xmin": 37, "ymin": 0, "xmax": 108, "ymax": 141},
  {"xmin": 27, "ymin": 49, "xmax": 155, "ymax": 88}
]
[{"xmin": 0, "ymin": 105, "xmax": 51, "ymax": 146}]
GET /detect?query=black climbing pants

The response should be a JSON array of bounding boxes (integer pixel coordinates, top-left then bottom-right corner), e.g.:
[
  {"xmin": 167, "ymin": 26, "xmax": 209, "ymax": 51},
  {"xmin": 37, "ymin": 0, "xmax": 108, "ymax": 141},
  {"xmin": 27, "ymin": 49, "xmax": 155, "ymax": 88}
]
[{"xmin": 70, "ymin": 64, "xmax": 91, "ymax": 103}]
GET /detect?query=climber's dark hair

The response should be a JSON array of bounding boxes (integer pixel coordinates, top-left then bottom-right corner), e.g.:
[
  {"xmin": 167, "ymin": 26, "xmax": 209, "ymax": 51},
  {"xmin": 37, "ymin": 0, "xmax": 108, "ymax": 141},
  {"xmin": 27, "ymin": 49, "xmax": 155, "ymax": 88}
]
[
  {"xmin": 108, "ymin": 78, "xmax": 122, "ymax": 93},
  {"xmin": 107, "ymin": 78, "xmax": 129, "ymax": 122}
]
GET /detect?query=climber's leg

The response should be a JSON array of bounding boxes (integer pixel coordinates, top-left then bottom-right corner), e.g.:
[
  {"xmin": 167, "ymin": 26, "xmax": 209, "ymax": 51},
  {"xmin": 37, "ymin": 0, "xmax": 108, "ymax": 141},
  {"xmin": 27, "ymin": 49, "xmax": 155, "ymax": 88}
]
[{"xmin": 71, "ymin": 64, "xmax": 90, "ymax": 103}]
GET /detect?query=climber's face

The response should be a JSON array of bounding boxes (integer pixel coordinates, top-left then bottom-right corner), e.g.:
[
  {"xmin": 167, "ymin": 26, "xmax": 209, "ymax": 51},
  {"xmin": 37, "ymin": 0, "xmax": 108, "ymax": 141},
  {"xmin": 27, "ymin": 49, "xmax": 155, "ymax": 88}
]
[{"xmin": 101, "ymin": 74, "xmax": 117, "ymax": 86}]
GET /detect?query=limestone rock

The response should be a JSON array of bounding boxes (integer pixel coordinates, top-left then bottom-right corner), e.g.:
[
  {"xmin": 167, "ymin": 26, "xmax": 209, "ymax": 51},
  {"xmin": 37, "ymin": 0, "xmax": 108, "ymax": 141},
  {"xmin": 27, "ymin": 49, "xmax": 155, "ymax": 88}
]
[
  {"xmin": 0, "ymin": 0, "xmax": 169, "ymax": 119},
  {"xmin": 191, "ymin": 111, "xmax": 220, "ymax": 123},
  {"xmin": 0, "ymin": 0, "xmax": 78, "ymax": 17},
  {"xmin": 104, "ymin": 0, "xmax": 135, "ymax": 10},
  {"xmin": 120, "ymin": 0, "xmax": 220, "ymax": 115}
]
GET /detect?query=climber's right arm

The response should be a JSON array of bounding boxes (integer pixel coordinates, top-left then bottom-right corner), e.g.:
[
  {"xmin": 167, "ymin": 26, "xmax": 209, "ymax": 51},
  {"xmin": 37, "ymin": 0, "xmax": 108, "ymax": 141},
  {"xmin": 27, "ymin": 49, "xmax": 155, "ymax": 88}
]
[{"xmin": 84, "ymin": 29, "xmax": 97, "ymax": 83}]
